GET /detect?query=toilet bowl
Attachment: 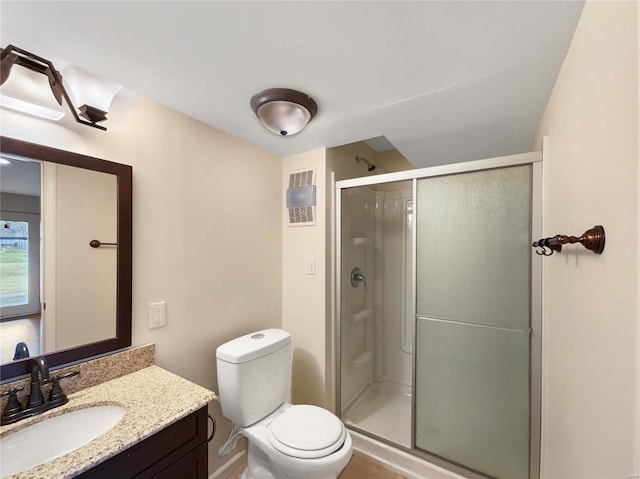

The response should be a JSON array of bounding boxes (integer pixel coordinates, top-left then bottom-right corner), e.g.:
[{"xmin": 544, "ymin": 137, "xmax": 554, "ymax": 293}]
[
  {"xmin": 216, "ymin": 329, "xmax": 353, "ymax": 479},
  {"xmin": 240, "ymin": 404, "xmax": 353, "ymax": 479}
]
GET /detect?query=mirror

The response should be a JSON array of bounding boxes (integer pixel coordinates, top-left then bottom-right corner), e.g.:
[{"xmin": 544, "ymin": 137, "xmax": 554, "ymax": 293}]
[{"xmin": 0, "ymin": 136, "xmax": 132, "ymax": 380}]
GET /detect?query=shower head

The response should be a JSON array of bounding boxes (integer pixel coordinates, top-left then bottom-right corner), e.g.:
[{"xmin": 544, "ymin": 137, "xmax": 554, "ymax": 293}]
[{"xmin": 355, "ymin": 156, "xmax": 376, "ymax": 172}]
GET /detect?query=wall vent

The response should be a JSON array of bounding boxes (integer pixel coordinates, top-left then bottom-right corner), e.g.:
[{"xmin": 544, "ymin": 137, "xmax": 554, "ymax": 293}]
[{"xmin": 287, "ymin": 169, "xmax": 315, "ymax": 226}]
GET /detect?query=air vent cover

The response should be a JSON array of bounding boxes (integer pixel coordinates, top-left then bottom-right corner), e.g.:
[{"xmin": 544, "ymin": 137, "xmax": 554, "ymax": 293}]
[{"xmin": 287, "ymin": 169, "xmax": 315, "ymax": 226}]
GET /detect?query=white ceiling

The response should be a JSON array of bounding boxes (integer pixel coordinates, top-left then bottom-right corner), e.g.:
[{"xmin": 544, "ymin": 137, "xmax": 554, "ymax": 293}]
[
  {"xmin": 0, "ymin": 156, "xmax": 40, "ymax": 196},
  {"xmin": 1, "ymin": 1, "xmax": 584, "ymax": 168}
]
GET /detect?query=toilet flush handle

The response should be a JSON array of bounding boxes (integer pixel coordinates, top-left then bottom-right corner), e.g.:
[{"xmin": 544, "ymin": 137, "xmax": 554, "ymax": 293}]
[{"xmin": 350, "ymin": 267, "xmax": 367, "ymax": 290}]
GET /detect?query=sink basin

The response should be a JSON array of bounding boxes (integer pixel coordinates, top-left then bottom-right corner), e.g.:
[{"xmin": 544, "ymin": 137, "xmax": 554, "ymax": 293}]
[{"xmin": 1, "ymin": 405, "xmax": 126, "ymax": 477}]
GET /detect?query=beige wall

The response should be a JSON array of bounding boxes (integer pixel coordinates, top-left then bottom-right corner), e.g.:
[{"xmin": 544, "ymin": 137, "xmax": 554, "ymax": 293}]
[
  {"xmin": 1, "ymin": 93, "xmax": 283, "ymax": 474},
  {"xmin": 327, "ymin": 140, "xmax": 414, "ymax": 180},
  {"xmin": 533, "ymin": 1, "xmax": 639, "ymax": 477},
  {"xmin": 281, "ymin": 148, "xmax": 331, "ymax": 408}
]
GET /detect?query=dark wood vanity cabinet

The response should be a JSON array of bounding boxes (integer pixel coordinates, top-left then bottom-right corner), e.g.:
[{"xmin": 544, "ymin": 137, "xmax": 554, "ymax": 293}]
[{"xmin": 76, "ymin": 406, "xmax": 208, "ymax": 479}]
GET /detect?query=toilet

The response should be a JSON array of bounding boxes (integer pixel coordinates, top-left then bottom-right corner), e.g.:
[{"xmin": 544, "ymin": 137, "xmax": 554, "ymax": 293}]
[{"xmin": 216, "ymin": 328, "xmax": 353, "ymax": 479}]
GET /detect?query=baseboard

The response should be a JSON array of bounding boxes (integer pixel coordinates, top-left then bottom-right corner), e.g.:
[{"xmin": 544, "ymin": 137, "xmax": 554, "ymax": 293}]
[
  {"xmin": 210, "ymin": 451, "xmax": 245, "ymax": 479},
  {"xmin": 350, "ymin": 430, "xmax": 464, "ymax": 479}
]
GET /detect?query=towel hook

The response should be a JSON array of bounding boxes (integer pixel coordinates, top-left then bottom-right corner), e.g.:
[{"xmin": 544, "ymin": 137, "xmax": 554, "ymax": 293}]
[{"xmin": 532, "ymin": 225, "xmax": 605, "ymax": 256}]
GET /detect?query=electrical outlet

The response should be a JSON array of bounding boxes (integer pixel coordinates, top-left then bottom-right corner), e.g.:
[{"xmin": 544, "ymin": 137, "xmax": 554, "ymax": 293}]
[{"xmin": 148, "ymin": 301, "xmax": 166, "ymax": 329}]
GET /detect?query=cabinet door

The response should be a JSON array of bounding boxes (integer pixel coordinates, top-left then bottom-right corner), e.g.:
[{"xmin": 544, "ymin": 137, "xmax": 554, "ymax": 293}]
[{"xmin": 146, "ymin": 443, "xmax": 208, "ymax": 479}]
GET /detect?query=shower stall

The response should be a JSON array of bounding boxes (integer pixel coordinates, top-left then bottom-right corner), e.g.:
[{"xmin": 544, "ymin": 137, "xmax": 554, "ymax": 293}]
[{"xmin": 335, "ymin": 152, "xmax": 542, "ymax": 479}]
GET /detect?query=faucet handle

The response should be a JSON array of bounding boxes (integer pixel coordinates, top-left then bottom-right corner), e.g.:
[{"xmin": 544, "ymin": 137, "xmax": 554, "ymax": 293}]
[
  {"xmin": 0, "ymin": 386, "xmax": 24, "ymax": 396},
  {"xmin": 49, "ymin": 370, "xmax": 80, "ymax": 404},
  {"xmin": 350, "ymin": 267, "xmax": 368, "ymax": 290},
  {"xmin": 1, "ymin": 387, "xmax": 25, "ymax": 419},
  {"xmin": 0, "ymin": 386, "xmax": 24, "ymax": 413}
]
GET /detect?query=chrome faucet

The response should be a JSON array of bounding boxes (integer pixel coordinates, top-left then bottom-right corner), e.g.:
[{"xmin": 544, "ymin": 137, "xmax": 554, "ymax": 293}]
[{"xmin": 27, "ymin": 356, "xmax": 50, "ymax": 408}]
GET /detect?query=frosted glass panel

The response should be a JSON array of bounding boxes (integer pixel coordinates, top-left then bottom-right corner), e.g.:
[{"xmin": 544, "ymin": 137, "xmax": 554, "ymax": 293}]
[
  {"xmin": 415, "ymin": 165, "xmax": 532, "ymax": 478},
  {"xmin": 416, "ymin": 165, "xmax": 531, "ymax": 329},
  {"xmin": 415, "ymin": 318, "xmax": 530, "ymax": 479}
]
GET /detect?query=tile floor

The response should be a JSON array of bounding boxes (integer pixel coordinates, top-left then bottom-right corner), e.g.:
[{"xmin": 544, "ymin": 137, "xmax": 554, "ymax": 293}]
[{"xmin": 229, "ymin": 452, "xmax": 409, "ymax": 479}]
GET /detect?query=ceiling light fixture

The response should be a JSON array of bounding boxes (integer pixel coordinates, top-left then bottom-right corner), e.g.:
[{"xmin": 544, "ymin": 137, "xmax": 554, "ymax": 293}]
[
  {"xmin": 250, "ymin": 88, "xmax": 317, "ymax": 137},
  {"xmin": 0, "ymin": 44, "xmax": 120, "ymax": 130}
]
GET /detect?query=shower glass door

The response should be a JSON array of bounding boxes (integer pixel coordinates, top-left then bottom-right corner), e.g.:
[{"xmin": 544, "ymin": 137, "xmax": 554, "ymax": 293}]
[{"xmin": 415, "ymin": 165, "xmax": 533, "ymax": 479}]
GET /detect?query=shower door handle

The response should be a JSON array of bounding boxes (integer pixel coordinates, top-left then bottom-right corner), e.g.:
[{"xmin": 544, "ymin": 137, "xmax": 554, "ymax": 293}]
[{"xmin": 351, "ymin": 267, "xmax": 367, "ymax": 290}]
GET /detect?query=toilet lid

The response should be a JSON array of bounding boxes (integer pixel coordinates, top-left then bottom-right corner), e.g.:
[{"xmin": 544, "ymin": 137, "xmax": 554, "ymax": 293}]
[{"xmin": 267, "ymin": 405, "xmax": 346, "ymax": 459}]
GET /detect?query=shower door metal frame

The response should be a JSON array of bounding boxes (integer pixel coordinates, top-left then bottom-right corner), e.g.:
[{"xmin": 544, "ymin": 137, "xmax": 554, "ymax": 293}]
[{"xmin": 335, "ymin": 150, "xmax": 543, "ymax": 479}]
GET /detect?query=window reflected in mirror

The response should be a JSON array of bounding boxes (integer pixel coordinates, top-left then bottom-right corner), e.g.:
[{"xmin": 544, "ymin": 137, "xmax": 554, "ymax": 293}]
[{"xmin": 1, "ymin": 220, "xmax": 33, "ymax": 309}]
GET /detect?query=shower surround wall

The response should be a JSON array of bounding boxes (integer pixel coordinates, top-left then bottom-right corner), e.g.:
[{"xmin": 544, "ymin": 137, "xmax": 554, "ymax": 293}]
[
  {"xmin": 341, "ymin": 184, "xmax": 414, "ymax": 448},
  {"xmin": 341, "ymin": 186, "xmax": 376, "ymax": 410},
  {"xmin": 379, "ymin": 187, "xmax": 413, "ymax": 387}
]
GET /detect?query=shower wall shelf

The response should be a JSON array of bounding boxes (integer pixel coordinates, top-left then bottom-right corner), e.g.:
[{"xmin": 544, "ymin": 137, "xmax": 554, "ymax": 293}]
[
  {"xmin": 350, "ymin": 351, "xmax": 373, "ymax": 369},
  {"xmin": 351, "ymin": 309, "xmax": 372, "ymax": 323},
  {"xmin": 351, "ymin": 237, "xmax": 373, "ymax": 247},
  {"xmin": 532, "ymin": 225, "xmax": 605, "ymax": 256}
]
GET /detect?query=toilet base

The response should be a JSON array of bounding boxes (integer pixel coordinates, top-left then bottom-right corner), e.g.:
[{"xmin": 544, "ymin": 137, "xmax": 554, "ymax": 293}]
[
  {"xmin": 240, "ymin": 442, "xmax": 342, "ymax": 479},
  {"xmin": 241, "ymin": 442, "xmax": 274, "ymax": 479}
]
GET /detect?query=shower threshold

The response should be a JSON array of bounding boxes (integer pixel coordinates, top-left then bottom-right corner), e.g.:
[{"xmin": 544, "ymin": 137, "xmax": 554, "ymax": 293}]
[{"xmin": 342, "ymin": 380, "xmax": 411, "ymax": 448}]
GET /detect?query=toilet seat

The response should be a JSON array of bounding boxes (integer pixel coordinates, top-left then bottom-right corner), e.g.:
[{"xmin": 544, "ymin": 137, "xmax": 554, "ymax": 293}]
[{"xmin": 267, "ymin": 405, "xmax": 346, "ymax": 459}]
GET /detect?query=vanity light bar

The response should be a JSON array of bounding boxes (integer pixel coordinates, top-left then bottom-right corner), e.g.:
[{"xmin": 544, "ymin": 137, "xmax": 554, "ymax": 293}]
[{"xmin": 0, "ymin": 44, "xmax": 109, "ymax": 130}]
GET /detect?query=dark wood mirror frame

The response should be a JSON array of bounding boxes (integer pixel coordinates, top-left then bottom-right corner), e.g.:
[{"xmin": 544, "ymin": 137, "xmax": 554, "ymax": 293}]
[{"xmin": 0, "ymin": 136, "xmax": 132, "ymax": 380}]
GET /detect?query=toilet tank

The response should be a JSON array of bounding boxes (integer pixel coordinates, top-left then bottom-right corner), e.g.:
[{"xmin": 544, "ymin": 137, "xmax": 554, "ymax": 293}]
[{"xmin": 216, "ymin": 328, "xmax": 291, "ymax": 427}]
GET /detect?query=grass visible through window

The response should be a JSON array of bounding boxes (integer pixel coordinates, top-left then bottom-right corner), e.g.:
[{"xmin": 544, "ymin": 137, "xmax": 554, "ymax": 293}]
[{"xmin": 0, "ymin": 247, "xmax": 28, "ymax": 306}]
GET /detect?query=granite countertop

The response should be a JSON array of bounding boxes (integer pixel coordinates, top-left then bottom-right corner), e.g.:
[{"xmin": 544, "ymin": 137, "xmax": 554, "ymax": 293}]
[{"xmin": 0, "ymin": 365, "xmax": 216, "ymax": 479}]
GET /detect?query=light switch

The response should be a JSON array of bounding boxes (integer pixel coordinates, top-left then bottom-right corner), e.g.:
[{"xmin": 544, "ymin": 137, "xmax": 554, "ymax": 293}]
[{"xmin": 305, "ymin": 257, "xmax": 315, "ymax": 275}]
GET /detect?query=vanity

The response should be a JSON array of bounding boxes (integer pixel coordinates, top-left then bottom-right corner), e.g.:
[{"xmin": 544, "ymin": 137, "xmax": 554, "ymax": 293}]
[
  {"xmin": 76, "ymin": 406, "xmax": 208, "ymax": 479},
  {"xmin": 1, "ymin": 365, "xmax": 215, "ymax": 479}
]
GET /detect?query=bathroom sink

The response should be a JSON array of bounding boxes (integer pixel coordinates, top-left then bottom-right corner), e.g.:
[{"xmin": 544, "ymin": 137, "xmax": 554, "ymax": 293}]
[{"xmin": 0, "ymin": 405, "xmax": 126, "ymax": 477}]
